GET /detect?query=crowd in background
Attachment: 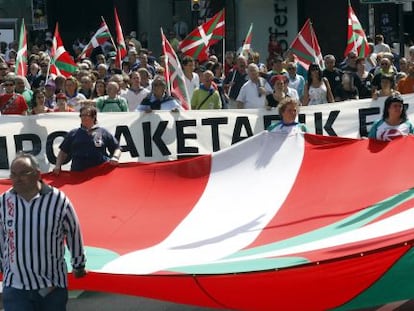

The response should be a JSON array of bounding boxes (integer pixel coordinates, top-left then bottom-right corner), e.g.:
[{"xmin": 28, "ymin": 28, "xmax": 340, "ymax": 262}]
[{"xmin": 0, "ymin": 29, "xmax": 414, "ymax": 116}]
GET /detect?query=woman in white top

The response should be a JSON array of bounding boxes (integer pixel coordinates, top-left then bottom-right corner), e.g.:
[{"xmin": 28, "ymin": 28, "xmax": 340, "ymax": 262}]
[{"xmin": 302, "ymin": 63, "xmax": 334, "ymax": 105}]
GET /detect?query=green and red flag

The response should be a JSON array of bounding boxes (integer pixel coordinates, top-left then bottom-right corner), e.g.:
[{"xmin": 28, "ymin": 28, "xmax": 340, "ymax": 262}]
[
  {"xmin": 240, "ymin": 23, "xmax": 253, "ymax": 58},
  {"xmin": 78, "ymin": 21, "xmax": 112, "ymax": 59},
  {"xmin": 179, "ymin": 8, "xmax": 225, "ymax": 62},
  {"xmin": 50, "ymin": 23, "xmax": 78, "ymax": 77},
  {"xmin": 15, "ymin": 19, "xmax": 27, "ymax": 76},
  {"xmin": 161, "ymin": 28, "xmax": 190, "ymax": 110},
  {"xmin": 344, "ymin": 3, "xmax": 370, "ymax": 58},
  {"xmin": 114, "ymin": 7, "xmax": 127, "ymax": 69},
  {"xmin": 289, "ymin": 18, "xmax": 324, "ymax": 70}
]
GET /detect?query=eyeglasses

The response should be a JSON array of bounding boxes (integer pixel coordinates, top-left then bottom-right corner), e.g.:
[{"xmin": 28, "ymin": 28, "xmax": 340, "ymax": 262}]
[
  {"xmin": 381, "ymin": 62, "xmax": 389, "ymax": 66},
  {"xmin": 10, "ymin": 170, "xmax": 36, "ymax": 179}
]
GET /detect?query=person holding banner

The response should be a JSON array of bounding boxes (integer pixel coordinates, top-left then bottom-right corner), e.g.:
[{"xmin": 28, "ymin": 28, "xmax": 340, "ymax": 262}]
[
  {"xmin": 53, "ymin": 105, "xmax": 121, "ymax": 173},
  {"xmin": 368, "ymin": 94, "xmax": 414, "ymax": 141},
  {"xmin": 267, "ymin": 98, "xmax": 307, "ymax": 134}
]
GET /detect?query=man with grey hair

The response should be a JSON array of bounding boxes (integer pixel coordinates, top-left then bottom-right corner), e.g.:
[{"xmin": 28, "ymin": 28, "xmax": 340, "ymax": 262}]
[
  {"xmin": 223, "ymin": 55, "xmax": 248, "ymax": 108},
  {"xmin": 323, "ymin": 54, "xmax": 343, "ymax": 100},
  {"xmin": 0, "ymin": 152, "xmax": 86, "ymax": 310},
  {"xmin": 236, "ymin": 63, "xmax": 273, "ymax": 109}
]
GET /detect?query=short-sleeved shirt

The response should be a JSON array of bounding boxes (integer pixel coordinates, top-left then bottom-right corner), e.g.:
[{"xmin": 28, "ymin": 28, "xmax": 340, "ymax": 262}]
[
  {"xmin": 0, "ymin": 93, "xmax": 28, "ymax": 115},
  {"xmin": 368, "ymin": 119, "xmax": 414, "ymax": 141},
  {"xmin": 59, "ymin": 126, "xmax": 120, "ymax": 171},
  {"xmin": 121, "ymin": 87, "xmax": 150, "ymax": 111},
  {"xmin": 236, "ymin": 78, "xmax": 273, "ymax": 109},
  {"xmin": 191, "ymin": 87, "xmax": 222, "ymax": 110},
  {"xmin": 267, "ymin": 121, "xmax": 308, "ymax": 134},
  {"xmin": 96, "ymin": 95, "xmax": 129, "ymax": 112}
]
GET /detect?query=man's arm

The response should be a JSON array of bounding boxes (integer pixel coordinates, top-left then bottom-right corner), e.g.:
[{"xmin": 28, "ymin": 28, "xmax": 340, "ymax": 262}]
[
  {"xmin": 63, "ymin": 198, "xmax": 87, "ymax": 278},
  {"xmin": 53, "ymin": 150, "xmax": 68, "ymax": 175}
]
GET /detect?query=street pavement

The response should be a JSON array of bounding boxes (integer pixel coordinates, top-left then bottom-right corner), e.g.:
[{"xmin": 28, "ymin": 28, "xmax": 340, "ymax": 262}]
[
  {"xmin": 0, "ymin": 291, "xmax": 228, "ymax": 311},
  {"xmin": 1, "ymin": 291, "xmax": 414, "ymax": 310},
  {"xmin": 66, "ymin": 291, "xmax": 227, "ymax": 311}
]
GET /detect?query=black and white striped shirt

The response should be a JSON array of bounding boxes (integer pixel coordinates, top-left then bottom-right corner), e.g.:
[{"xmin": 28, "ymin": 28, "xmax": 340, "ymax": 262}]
[{"xmin": 0, "ymin": 181, "xmax": 86, "ymax": 290}]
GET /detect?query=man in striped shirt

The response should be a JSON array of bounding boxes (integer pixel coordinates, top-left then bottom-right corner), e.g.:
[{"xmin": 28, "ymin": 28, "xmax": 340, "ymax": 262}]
[{"xmin": 0, "ymin": 152, "xmax": 86, "ymax": 311}]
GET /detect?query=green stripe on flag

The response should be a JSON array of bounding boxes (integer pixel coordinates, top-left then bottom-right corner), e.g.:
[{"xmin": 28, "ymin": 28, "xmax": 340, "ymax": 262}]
[
  {"xmin": 224, "ymin": 188, "xmax": 414, "ymax": 262},
  {"xmin": 332, "ymin": 247, "xmax": 414, "ymax": 311},
  {"xmin": 55, "ymin": 61, "xmax": 77, "ymax": 74},
  {"xmin": 290, "ymin": 48, "xmax": 316, "ymax": 63},
  {"xmin": 167, "ymin": 256, "xmax": 309, "ymax": 274}
]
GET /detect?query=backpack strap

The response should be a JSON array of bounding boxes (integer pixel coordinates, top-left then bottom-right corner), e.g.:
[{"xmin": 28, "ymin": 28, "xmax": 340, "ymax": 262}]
[{"xmin": 196, "ymin": 91, "xmax": 214, "ymax": 110}]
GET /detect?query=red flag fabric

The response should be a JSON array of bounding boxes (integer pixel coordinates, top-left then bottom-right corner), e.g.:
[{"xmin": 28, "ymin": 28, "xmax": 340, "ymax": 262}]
[
  {"xmin": 2, "ymin": 132, "xmax": 414, "ymax": 310},
  {"xmin": 50, "ymin": 23, "xmax": 78, "ymax": 78},
  {"xmin": 344, "ymin": 4, "xmax": 370, "ymax": 58},
  {"xmin": 179, "ymin": 9, "xmax": 225, "ymax": 62},
  {"xmin": 15, "ymin": 19, "xmax": 27, "ymax": 77},
  {"xmin": 78, "ymin": 21, "xmax": 112, "ymax": 59},
  {"xmin": 114, "ymin": 7, "xmax": 127, "ymax": 69},
  {"xmin": 161, "ymin": 29, "xmax": 190, "ymax": 110},
  {"xmin": 289, "ymin": 18, "xmax": 324, "ymax": 70}
]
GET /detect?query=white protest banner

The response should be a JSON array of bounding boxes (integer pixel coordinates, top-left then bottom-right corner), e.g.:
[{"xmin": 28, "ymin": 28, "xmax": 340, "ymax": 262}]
[{"xmin": 0, "ymin": 95, "xmax": 413, "ymax": 177}]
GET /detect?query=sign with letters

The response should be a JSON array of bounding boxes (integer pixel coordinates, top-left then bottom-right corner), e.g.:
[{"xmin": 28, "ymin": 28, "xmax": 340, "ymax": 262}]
[{"xmin": 0, "ymin": 94, "xmax": 413, "ymax": 177}]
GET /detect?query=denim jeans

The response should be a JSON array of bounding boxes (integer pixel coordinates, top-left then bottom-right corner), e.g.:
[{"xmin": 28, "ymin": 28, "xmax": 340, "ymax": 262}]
[{"xmin": 3, "ymin": 286, "xmax": 68, "ymax": 311}]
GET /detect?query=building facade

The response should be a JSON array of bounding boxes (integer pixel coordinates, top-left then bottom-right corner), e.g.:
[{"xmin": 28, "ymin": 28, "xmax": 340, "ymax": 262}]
[{"xmin": 0, "ymin": 0, "xmax": 412, "ymax": 62}]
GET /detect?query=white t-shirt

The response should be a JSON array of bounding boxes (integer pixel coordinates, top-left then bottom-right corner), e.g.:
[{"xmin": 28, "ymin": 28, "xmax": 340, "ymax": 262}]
[
  {"xmin": 369, "ymin": 119, "xmax": 414, "ymax": 141},
  {"xmin": 236, "ymin": 78, "xmax": 273, "ymax": 109},
  {"xmin": 121, "ymin": 87, "xmax": 150, "ymax": 111},
  {"xmin": 184, "ymin": 73, "xmax": 200, "ymax": 101}
]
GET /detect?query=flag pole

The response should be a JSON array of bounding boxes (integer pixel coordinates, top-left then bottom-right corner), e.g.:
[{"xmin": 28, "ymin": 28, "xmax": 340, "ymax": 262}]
[
  {"xmin": 222, "ymin": 37, "xmax": 225, "ymax": 75},
  {"xmin": 44, "ymin": 22, "xmax": 55, "ymax": 80},
  {"xmin": 160, "ymin": 27, "xmax": 172, "ymax": 97},
  {"xmin": 101, "ymin": 16, "xmax": 118, "ymax": 60}
]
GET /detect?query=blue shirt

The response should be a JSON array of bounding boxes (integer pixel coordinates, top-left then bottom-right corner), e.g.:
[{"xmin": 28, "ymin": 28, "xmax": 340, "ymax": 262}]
[{"xmin": 59, "ymin": 126, "xmax": 119, "ymax": 171}]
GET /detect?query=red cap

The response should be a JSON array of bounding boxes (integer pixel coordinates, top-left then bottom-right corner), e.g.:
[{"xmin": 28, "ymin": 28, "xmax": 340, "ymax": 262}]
[{"xmin": 56, "ymin": 93, "xmax": 67, "ymax": 100}]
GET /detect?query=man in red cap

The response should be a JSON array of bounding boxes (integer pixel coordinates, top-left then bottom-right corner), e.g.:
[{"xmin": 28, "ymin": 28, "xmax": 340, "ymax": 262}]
[{"xmin": 53, "ymin": 93, "xmax": 75, "ymax": 112}]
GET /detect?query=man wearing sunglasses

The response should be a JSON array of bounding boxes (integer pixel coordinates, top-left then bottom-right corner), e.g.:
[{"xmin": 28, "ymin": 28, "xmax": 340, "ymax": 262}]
[{"xmin": 0, "ymin": 76, "xmax": 28, "ymax": 115}]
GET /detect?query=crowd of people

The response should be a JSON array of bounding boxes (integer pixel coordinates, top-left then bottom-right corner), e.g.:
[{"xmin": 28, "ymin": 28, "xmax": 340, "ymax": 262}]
[{"xmin": 0, "ymin": 31, "xmax": 413, "ymax": 139}]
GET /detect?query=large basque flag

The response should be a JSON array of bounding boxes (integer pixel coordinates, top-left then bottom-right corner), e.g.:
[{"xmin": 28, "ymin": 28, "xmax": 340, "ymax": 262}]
[
  {"xmin": 179, "ymin": 8, "xmax": 225, "ymax": 62},
  {"xmin": 2, "ymin": 132, "xmax": 414, "ymax": 310},
  {"xmin": 289, "ymin": 18, "xmax": 324, "ymax": 70},
  {"xmin": 344, "ymin": 2, "xmax": 370, "ymax": 58}
]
